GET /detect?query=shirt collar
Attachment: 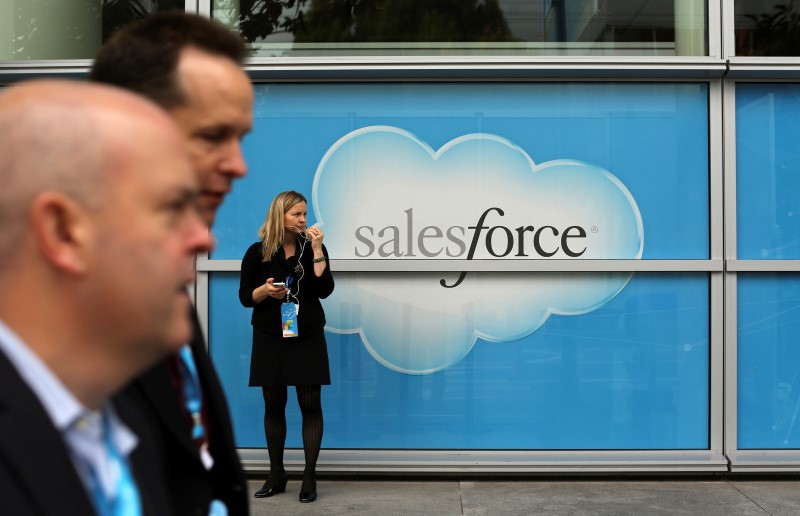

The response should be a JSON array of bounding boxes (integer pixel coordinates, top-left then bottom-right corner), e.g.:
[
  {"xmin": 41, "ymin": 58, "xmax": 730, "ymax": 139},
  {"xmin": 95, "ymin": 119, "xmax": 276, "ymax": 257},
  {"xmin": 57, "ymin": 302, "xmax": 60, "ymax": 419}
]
[{"xmin": 0, "ymin": 318, "xmax": 87, "ymax": 431}]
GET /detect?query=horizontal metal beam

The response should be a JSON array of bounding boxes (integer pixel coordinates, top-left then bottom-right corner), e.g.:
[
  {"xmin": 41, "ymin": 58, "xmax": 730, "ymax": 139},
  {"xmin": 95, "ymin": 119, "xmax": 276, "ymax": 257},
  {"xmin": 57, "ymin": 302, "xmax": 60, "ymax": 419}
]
[
  {"xmin": 239, "ymin": 449, "xmax": 728, "ymax": 474},
  {"xmin": 0, "ymin": 59, "xmax": 91, "ymax": 82},
  {"xmin": 0, "ymin": 57, "xmax": 727, "ymax": 85},
  {"xmin": 727, "ymin": 58, "xmax": 800, "ymax": 79},
  {"xmin": 245, "ymin": 57, "xmax": 727, "ymax": 81},
  {"xmin": 728, "ymin": 451, "xmax": 800, "ymax": 473},
  {"xmin": 726, "ymin": 260, "xmax": 800, "ymax": 272},
  {"xmin": 198, "ymin": 259, "xmax": 722, "ymax": 272}
]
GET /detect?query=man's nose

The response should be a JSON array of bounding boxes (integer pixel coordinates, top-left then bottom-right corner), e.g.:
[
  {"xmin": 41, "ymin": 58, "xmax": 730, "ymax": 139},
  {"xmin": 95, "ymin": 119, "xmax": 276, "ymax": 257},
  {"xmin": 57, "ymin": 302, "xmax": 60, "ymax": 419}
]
[
  {"xmin": 221, "ymin": 140, "xmax": 247, "ymax": 177},
  {"xmin": 188, "ymin": 211, "xmax": 214, "ymax": 253}
]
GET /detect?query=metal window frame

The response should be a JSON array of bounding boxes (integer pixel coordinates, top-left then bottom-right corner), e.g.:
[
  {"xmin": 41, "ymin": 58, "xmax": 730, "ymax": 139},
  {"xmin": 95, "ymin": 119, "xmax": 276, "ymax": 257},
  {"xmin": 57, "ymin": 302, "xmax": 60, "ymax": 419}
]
[
  {"xmin": 722, "ymin": 77, "xmax": 800, "ymax": 472},
  {"xmin": 196, "ymin": 0, "xmax": 735, "ymax": 474},
  {"xmin": 722, "ymin": 0, "xmax": 800, "ymax": 474},
  {"xmin": 196, "ymin": 75, "xmax": 727, "ymax": 473}
]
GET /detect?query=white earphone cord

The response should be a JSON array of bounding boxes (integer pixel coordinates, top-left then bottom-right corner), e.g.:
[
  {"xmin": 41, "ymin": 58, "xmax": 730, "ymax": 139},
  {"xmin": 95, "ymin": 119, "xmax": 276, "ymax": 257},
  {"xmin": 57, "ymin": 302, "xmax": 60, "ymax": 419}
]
[{"xmin": 286, "ymin": 233, "xmax": 307, "ymax": 305}]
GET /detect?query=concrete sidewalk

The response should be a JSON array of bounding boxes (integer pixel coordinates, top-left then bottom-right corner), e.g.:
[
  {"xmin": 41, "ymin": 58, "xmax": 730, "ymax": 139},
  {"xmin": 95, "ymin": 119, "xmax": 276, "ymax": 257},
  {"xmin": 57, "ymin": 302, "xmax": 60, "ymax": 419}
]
[{"xmin": 247, "ymin": 477, "xmax": 800, "ymax": 515}]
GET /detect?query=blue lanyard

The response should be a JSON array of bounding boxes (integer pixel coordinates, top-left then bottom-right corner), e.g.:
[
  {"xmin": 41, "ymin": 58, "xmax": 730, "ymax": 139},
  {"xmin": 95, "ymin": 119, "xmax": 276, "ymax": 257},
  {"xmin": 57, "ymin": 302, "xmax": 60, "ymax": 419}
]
[
  {"xmin": 284, "ymin": 275, "xmax": 296, "ymax": 303},
  {"xmin": 86, "ymin": 412, "xmax": 142, "ymax": 516},
  {"xmin": 178, "ymin": 345, "xmax": 205, "ymax": 442}
]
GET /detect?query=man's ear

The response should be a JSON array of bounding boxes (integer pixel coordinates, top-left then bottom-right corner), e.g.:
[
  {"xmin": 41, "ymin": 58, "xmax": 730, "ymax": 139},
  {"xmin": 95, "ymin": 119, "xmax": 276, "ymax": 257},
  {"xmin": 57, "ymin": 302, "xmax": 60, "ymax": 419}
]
[{"xmin": 30, "ymin": 192, "xmax": 93, "ymax": 276}]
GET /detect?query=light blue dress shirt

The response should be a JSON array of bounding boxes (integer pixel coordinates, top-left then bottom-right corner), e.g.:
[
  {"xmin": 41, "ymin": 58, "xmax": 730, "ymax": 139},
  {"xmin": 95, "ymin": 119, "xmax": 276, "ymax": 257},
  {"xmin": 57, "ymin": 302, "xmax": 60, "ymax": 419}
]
[{"xmin": 0, "ymin": 319, "xmax": 139, "ymax": 513}]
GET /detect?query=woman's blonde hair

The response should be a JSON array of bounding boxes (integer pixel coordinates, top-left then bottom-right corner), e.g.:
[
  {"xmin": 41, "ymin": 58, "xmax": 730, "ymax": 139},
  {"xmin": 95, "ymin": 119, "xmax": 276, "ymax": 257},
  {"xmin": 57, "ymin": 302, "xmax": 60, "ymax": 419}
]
[{"xmin": 258, "ymin": 190, "xmax": 307, "ymax": 261}]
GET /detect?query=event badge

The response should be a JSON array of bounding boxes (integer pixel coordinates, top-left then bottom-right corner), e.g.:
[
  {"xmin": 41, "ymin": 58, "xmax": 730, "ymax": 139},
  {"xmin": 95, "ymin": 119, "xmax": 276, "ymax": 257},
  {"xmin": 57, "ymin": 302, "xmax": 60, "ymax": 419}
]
[{"xmin": 281, "ymin": 302, "xmax": 299, "ymax": 338}]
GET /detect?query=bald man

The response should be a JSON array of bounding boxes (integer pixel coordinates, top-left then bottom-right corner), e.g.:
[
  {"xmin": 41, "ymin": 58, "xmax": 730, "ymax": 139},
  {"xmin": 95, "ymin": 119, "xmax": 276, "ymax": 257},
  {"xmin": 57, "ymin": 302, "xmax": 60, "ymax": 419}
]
[{"xmin": 0, "ymin": 80, "xmax": 213, "ymax": 516}]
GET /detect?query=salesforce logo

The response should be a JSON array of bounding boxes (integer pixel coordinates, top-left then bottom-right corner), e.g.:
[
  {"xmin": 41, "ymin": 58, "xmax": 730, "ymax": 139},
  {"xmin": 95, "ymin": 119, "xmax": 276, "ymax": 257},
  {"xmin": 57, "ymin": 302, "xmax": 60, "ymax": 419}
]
[
  {"xmin": 354, "ymin": 206, "xmax": 590, "ymax": 288},
  {"xmin": 313, "ymin": 126, "xmax": 643, "ymax": 375}
]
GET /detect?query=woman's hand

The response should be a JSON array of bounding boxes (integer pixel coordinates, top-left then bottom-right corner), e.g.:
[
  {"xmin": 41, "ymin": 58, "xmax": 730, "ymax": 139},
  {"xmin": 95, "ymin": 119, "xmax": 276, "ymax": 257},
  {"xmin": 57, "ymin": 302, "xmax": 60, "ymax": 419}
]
[
  {"xmin": 264, "ymin": 278, "xmax": 288, "ymax": 300},
  {"xmin": 253, "ymin": 278, "xmax": 288, "ymax": 303},
  {"xmin": 306, "ymin": 226, "xmax": 328, "ymax": 277},
  {"xmin": 306, "ymin": 225, "xmax": 324, "ymax": 252}
]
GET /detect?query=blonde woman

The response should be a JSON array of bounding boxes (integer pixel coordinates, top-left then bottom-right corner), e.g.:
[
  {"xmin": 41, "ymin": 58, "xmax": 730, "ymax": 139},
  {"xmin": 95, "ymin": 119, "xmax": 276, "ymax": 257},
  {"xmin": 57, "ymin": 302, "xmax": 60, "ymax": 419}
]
[{"xmin": 238, "ymin": 191, "xmax": 334, "ymax": 503}]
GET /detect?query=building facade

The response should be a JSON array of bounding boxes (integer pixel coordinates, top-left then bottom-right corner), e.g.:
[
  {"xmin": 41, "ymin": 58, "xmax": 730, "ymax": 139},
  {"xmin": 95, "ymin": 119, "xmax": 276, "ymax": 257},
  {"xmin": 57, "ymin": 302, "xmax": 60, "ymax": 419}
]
[{"xmin": 3, "ymin": 0, "xmax": 800, "ymax": 474}]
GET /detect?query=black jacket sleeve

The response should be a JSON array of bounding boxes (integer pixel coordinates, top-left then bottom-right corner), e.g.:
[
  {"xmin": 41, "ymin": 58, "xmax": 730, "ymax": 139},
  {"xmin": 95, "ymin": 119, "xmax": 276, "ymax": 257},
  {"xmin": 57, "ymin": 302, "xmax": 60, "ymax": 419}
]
[
  {"xmin": 238, "ymin": 242, "xmax": 262, "ymax": 308},
  {"xmin": 308, "ymin": 245, "xmax": 334, "ymax": 299}
]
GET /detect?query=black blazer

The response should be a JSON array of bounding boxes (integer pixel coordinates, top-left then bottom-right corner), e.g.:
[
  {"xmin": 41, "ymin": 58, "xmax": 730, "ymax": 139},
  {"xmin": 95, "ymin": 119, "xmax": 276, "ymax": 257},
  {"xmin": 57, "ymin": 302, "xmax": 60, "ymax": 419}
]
[
  {"xmin": 0, "ymin": 348, "xmax": 171, "ymax": 516},
  {"xmin": 116, "ymin": 310, "xmax": 249, "ymax": 516},
  {"xmin": 238, "ymin": 240, "xmax": 334, "ymax": 336}
]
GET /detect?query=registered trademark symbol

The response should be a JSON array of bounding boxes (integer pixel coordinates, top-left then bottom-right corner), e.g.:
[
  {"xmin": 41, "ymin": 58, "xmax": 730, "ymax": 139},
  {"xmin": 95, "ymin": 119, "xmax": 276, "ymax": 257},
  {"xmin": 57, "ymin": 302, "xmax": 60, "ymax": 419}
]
[{"xmin": 591, "ymin": 226, "xmax": 598, "ymax": 233}]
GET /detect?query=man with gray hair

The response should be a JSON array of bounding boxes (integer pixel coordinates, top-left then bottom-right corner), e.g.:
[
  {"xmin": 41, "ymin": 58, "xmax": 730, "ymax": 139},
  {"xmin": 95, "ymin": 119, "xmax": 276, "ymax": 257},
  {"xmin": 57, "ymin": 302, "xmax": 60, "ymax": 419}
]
[{"xmin": 0, "ymin": 80, "xmax": 213, "ymax": 515}]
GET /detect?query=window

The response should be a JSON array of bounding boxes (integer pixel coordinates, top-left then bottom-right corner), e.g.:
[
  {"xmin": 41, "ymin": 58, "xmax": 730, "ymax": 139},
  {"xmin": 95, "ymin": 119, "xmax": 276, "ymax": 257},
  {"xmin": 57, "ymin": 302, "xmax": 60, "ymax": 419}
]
[
  {"xmin": 212, "ymin": 0, "xmax": 709, "ymax": 58},
  {"xmin": 734, "ymin": 0, "xmax": 800, "ymax": 56},
  {"xmin": 0, "ymin": 0, "xmax": 183, "ymax": 60}
]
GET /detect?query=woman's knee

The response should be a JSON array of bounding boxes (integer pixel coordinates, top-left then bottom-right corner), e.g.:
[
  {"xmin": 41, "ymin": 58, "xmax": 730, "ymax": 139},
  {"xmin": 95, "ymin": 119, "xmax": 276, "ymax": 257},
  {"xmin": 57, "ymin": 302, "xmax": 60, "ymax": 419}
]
[{"xmin": 296, "ymin": 385, "xmax": 322, "ymax": 412}]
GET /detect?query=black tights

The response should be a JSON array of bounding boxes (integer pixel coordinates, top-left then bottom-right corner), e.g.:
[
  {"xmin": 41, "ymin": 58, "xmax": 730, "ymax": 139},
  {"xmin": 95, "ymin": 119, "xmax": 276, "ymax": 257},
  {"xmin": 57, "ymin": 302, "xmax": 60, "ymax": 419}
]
[{"xmin": 262, "ymin": 385, "xmax": 323, "ymax": 491}]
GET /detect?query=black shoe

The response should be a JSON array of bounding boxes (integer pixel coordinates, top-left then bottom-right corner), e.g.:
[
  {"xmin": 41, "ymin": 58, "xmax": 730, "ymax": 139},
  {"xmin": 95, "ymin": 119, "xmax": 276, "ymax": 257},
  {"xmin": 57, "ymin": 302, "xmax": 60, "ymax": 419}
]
[
  {"xmin": 299, "ymin": 474, "xmax": 317, "ymax": 503},
  {"xmin": 299, "ymin": 489, "xmax": 317, "ymax": 503},
  {"xmin": 254, "ymin": 472, "xmax": 288, "ymax": 498}
]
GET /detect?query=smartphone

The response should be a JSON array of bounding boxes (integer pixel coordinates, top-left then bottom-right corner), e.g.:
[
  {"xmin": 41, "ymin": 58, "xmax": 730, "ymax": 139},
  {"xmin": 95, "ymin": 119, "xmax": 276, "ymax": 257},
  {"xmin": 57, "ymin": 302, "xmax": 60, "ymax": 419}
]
[{"xmin": 273, "ymin": 282, "xmax": 286, "ymax": 288}]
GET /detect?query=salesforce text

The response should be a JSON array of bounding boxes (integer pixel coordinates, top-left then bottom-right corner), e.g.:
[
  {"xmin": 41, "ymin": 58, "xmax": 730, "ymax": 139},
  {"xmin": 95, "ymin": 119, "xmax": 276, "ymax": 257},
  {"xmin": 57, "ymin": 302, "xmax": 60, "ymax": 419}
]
[{"xmin": 354, "ymin": 207, "xmax": 587, "ymax": 288}]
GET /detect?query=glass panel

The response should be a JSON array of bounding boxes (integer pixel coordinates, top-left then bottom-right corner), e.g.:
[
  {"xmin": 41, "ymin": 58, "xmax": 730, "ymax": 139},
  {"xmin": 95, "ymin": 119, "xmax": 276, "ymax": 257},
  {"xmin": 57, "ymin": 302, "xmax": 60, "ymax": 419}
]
[
  {"xmin": 736, "ymin": 84, "xmax": 800, "ymax": 259},
  {"xmin": 212, "ymin": 82, "xmax": 710, "ymax": 260},
  {"xmin": 738, "ymin": 273, "xmax": 800, "ymax": 449},
  {"xmin": 0, "ymin": 0, "xmax": 184, "ymax": 60},
  {"xmin": 210, "ymin": 271, "xmax": 709, "ymax": 449},
  {"xmin": 212, "ymin": 1, "xmax": 708, "ymax": 57},
  {"xmin": 734, "ymin": 0, "xmax": 800, "ymax": 56}
]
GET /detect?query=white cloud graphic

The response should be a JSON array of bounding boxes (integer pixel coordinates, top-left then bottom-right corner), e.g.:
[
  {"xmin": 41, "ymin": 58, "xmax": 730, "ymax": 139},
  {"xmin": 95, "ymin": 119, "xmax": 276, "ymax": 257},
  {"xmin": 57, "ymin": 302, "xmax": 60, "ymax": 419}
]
[{"xmin": 313, "ymin": 126, "xmax": 643, "ymax": 374}]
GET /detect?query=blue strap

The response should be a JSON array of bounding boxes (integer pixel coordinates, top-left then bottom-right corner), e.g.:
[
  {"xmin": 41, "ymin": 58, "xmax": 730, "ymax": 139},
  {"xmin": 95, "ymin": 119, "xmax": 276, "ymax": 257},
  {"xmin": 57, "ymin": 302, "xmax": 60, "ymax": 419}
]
[
  {"xmin": 86, "ymin": 412, "xmax": 142, "ymax": 516},
  {"xmin": 177, "ymin": 345, "xmax": 206, "ymax": 442},
  {"xmin": 209, "ymin": 500, "xmax": 229, "ymax": 516}
]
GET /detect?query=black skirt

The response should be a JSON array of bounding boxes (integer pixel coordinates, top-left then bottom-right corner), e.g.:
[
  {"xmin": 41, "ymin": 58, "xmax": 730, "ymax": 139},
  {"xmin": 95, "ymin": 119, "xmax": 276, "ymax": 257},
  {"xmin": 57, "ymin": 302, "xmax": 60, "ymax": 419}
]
[{"xmin": 248, "ymin": 325, "xmax": 331, "ymax": 386}]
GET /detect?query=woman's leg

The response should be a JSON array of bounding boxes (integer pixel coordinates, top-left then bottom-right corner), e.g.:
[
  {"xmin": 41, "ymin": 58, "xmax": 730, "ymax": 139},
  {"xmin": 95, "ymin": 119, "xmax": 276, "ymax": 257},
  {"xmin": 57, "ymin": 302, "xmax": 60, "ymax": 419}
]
[
  {"xmin": 262, "ymin": 385, "xmax": 288, "ymax": 485},
  {"xmin": 295, "ymin": 384, "xmax": 323, "ymax": 497}
]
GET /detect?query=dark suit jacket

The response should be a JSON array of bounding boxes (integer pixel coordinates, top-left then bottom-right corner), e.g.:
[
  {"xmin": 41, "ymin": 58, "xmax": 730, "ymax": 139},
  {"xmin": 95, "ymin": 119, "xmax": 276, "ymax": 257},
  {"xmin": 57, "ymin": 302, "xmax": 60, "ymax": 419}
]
[
  {"xmin": 0, "ymin": 348, "xmax": 171, "ymax": 516},
  {"xmin": 117, "ymin": 310, "xmax": 249, "ymax": 516}
]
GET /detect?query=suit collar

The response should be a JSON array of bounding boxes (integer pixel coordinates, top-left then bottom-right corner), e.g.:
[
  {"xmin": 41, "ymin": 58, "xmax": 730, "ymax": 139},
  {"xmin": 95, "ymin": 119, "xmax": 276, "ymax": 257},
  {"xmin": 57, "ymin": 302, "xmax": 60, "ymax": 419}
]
[
  {"xmin": 0, "ymin": 318, "xmax": 84, "ymax": 431},
  {"xmin": 0, "ymin": 350, "xmax": 96, "ymax": 515}
]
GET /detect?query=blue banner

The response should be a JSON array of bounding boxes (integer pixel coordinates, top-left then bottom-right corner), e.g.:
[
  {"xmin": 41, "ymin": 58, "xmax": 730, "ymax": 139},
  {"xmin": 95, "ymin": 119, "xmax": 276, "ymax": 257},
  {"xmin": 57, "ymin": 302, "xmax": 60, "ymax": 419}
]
[{"xmin": 210, "ymin": 82, "xmax": 711, "ymax": 450}]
